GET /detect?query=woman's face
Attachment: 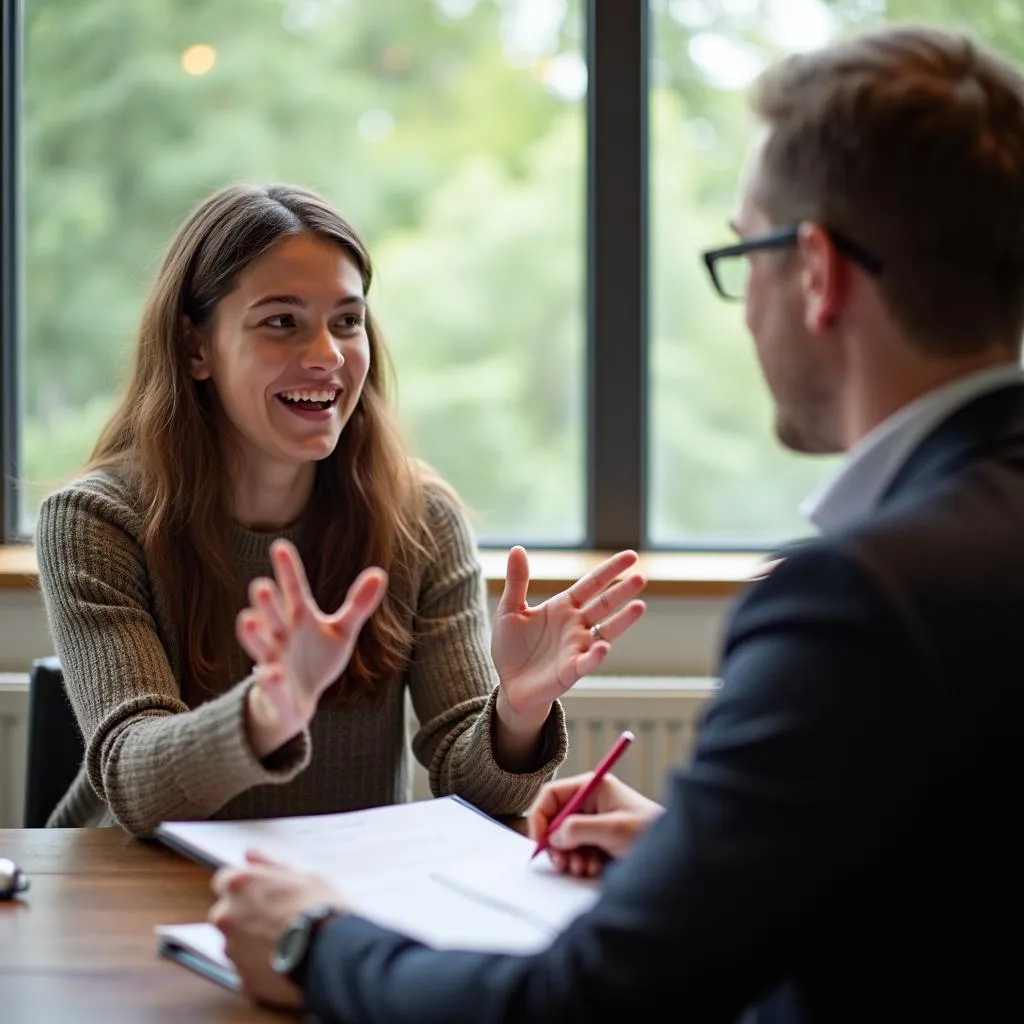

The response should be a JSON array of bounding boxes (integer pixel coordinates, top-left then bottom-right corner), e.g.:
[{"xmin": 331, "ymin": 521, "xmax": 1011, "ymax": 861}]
[{"xmin": 189, "ymin": 231, "xmax": 371, "ymax": 472}]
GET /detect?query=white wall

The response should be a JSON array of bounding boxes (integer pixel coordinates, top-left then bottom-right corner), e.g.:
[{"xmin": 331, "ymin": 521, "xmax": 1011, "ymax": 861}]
[{"xmin": 0, "ymin": 587, "xmax": 732, "ymax": 677}]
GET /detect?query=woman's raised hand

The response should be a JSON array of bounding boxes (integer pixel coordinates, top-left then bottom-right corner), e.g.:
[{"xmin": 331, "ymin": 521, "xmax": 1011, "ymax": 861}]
[
  {"xmin": 491, "ymin": 547, "xmax": 647, "ymax": 723},
  {"xmin": 236, "ymin": 539, "xmax": 388, "ymax": 757}
]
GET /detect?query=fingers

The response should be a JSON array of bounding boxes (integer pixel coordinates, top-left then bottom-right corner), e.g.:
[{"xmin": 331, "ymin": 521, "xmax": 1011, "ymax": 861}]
[
  {"xmin": 527, "ymin": 773, "xmax": 599, "ymax": 840},
  {"xmin": 212, "ymin": 866, "xmax": 251, "ymax": 898},
  {"xmin": 209, "ymin": 896, "xmax": 232, "ymax": 930},
  {"xmin": 565, "ymin": 550, "xmax": 639, "ymax": 610},
  {"xmin": 248, "ymin": 577, "xmax": 286, "ymax": 639},
  {"xmin": 270, "ymin": 540, "xmax": 387, "ymax": 639},
  {"xmin": 328, "ymin": 567, "xmax": 389, "ymax": 632},
  {"xmin": 237, "ymin": 575, "xmax": 288, "ymax": 665},
  {"xmin": 270, "ymin": 539, "xmax": 318, "ymax": 623},
  {"xmin": 585, "ymin": 598, "xmax": 646, "ymax": 646},
  {"xmin": 548, "ymin": 847, "xmax": 608, "ymax": 878},
  {"xmin": 570, "ymin": 638, "xmax": 611, "ymax": 682},
  {"xmin": 497, "ymin": 546, "xmax": 530, "ymax": 614},
  {"xmin": 580, "ymin": 572, "xmax": 646, "ymax": 632},
  {"xmin": 547, "ymin": 809, "xmax": 643, "ymax": 860},
  {"xmin": 245, "ymin": 849, "xmax": 286, "ymax": 867},
  {"xmin": 236, "ymin": 610, "xmax": 279, "ymax": 664},
  {"xmin": 212, "ymin": 860, "xmax": 297, "ymax": 902},
  {"xmin": 529, "ymin": 772, "xmax": 642, "ymax": 841},
  {"xmin": 573, "ymin": 596, "xmax": 647, "ymax": 684}
]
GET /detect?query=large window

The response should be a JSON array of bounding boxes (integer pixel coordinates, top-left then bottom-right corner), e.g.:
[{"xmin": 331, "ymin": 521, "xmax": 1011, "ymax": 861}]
[
  {"xmin": 648, "ymin": 0, "xmax": 1024, "ymax": 544},
  {"xmin": 13, "ymin": 0, "xmax": 586, "ymax": 543},
  {"xmin": 3, "ymin": 1, "xmax": 1022, "ymax": 549},
  {"xmin": 648, "ymin": 0, "xmax": 840, "ymax": 545}
]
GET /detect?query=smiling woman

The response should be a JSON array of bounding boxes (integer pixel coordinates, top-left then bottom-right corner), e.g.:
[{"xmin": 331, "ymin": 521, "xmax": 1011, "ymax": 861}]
[
  {"xmin": 185, "ymin": 231, "xmax": 373, "ymax": 521},
  {"xmin": 31, "ymin": 183, "xmax": 647, "ymax": 837}
]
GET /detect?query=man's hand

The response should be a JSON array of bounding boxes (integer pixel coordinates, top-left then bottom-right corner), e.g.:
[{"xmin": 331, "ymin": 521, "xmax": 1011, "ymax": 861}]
[
  {"xmin": 528, "ymin": 772, "xmax": 664, "ymax": 877},
  {"xmin": 209, "ymin": 850, "xmax": 348, "ymax": 1010}
]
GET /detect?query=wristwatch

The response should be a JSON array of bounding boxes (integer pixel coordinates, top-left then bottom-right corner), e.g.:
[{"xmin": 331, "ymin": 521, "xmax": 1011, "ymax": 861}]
[{"xmin": 271, "ymin": 904, "xmax": 339, "ymax": 982}]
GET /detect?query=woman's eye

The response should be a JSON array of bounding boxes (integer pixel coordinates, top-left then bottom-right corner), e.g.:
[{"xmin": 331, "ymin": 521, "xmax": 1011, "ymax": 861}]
[
  {"xmin": 335, "ymin": 314, "xmax": 365, "ymax": 332},
  {"xmin": 262, "ymin": 313, "xmax": 297, "ymax": 329}
]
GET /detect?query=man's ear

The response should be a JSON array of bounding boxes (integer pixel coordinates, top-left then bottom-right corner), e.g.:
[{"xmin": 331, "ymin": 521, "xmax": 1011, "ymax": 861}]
[
  {"xmin": 183, "ymin": 316, "xmax": 212, "ymax": 381},
  {"xmin": 796, "ymin": 221, "xmax": 843, "ymax": 333}
]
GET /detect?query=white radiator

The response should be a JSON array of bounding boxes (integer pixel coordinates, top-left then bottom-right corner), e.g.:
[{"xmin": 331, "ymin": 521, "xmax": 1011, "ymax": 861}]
[
  {"xmin": 408, "ymin": 677, "xmax": 716, "ymax": 802},
  {"xmin": 0, "ymin": 675, "xmax": 717, "ymax": 827},
  {"xmin": 559, "ymin": 677, "xmax": 715, "ymax": 798}
]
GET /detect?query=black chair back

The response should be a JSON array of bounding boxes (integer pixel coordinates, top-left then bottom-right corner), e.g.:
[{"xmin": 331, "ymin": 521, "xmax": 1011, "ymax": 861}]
[{"xmin": 23, "ymin": 657, "xmax": 85, "ymax": 828}]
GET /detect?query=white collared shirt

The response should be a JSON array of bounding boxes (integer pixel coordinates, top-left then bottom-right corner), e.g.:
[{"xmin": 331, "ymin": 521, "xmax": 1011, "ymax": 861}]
[{"xmin": 802, "ymin": 363, "xmax": 1024, "ymax": 534}]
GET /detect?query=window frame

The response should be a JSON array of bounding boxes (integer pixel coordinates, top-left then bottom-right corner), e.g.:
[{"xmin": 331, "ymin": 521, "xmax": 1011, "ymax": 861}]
[
  {"xmin": 0, "ymin": 1, "xmax": 667, "ymax": 552},
  {"xmin": 1, "ymin": 0, "xmax": 22, "ymax": 544}
]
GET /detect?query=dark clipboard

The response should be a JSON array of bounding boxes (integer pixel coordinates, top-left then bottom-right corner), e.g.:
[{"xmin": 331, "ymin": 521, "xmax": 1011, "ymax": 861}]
[{"xmin": 157, "ymin": 934, "xmax": 241, "ymax": 992}]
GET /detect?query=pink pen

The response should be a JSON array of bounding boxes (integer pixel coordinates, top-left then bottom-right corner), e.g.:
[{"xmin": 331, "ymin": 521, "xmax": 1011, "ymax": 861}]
[{"xmin": 531, "ymin": 730, "xmax": 635, "ymax": 861}]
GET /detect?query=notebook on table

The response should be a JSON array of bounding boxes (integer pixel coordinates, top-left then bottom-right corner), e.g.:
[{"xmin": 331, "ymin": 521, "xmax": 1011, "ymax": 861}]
[{"xmin": 154, "ymin": 795, "xmax": 600, "ymax": 989}]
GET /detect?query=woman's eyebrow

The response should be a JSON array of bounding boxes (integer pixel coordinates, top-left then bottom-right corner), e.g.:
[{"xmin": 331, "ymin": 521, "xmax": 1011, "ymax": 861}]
[{"xmin": 247, "ymin": 294, "xmax": 366, "ymax": 310}]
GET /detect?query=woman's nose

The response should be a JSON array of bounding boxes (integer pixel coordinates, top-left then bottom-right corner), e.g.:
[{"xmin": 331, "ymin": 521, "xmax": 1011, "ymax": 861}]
[{"xmin": 301, "ymin": 324, "xmax": 344, "ymax": 370}]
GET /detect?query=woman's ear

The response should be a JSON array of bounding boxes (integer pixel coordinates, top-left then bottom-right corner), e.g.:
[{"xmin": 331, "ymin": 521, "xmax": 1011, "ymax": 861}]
[{"xmin": 182, "ymin": 315, "xmax": 212, "ymax": 381}]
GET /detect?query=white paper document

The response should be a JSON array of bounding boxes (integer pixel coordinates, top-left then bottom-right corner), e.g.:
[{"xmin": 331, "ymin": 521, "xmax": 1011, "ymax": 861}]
[{"xmin": 154, "ymin": 796, "xmax": 600, "ymax": 969}]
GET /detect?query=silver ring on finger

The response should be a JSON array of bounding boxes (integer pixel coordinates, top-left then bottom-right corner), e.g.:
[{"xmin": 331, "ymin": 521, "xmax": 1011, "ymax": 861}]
[{"xmin": 590, "ymin": 623, "xmax": 606, "ymax": 643}]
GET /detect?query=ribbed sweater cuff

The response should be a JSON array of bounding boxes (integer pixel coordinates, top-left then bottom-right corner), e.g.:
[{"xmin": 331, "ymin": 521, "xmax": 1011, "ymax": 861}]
[
  {"xmin": 97, "ymin": 678, "xmax": 313, "ymax": 835},
  {"xmin": 448, "ymin": 689, "xmax": 568, "ymax": 816},
  {"xmin": 200, "ymin": 677, "xmax": 312, "ymax": 791}
]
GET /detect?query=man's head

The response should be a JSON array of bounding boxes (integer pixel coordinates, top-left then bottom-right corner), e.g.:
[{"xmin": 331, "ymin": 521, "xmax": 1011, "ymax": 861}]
[{"xmin": 713, "ymin": 25, "xmax": 1024, "ymax": 452}]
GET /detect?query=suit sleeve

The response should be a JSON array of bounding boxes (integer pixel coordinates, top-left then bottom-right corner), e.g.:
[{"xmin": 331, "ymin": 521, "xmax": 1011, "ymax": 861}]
[{"xmin": 300, "ymin": 543, "xmax": 937, "ymax": 1023}]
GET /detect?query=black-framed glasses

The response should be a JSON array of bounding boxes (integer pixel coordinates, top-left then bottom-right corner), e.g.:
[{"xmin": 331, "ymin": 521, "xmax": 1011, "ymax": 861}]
[{"xmin": 701, "ymin": 224, "xmax": 884, "ymax": 301}]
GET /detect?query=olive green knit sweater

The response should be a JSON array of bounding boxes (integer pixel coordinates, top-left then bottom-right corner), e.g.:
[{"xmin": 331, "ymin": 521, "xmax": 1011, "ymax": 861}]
[{"xmin": 35, "ymin": 469, "xmax": 566, "ymax": 836}]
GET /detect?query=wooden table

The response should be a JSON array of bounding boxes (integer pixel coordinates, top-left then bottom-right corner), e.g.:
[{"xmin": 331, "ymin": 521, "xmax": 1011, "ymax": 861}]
[{"xmin": 0, "ymin": 828, "xmax": 285, "ymax": 1022}]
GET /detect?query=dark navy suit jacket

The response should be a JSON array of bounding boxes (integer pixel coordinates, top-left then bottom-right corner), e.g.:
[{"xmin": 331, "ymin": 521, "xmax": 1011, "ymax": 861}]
[{"xmin": 300, "ymin": 385, "xmax": 1024, "ymax": 1023}]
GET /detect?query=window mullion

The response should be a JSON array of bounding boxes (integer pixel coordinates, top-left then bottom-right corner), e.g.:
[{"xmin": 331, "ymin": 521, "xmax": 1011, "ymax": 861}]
[{"xmin": 586, "ymin": 0, "xmax": 648, "ymax": 551}]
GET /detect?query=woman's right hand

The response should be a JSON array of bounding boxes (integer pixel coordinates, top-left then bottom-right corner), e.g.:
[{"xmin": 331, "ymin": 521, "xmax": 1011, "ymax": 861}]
[
  {"xmin": 527, "ymin": 772, "xmax": 664, "ymax": 877},
  {"xmin": 237, "ymin": 539, "xmax": 388, "ymax": 758}
]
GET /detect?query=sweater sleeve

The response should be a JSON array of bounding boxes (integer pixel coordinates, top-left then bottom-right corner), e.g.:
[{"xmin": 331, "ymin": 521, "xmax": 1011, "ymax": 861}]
[
  {"xmin": 34, "ymin": 483, "xmax": 310, "ymax": 837},
  {"xmin": 407, "ymin": 485, "xmax": 567, "ymax": 816}
]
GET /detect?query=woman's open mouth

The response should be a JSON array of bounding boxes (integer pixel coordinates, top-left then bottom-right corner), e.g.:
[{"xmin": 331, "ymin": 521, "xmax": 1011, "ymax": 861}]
[{"xmin": 276, "ymin": 388, "xmax": 340, "ymax": 419}]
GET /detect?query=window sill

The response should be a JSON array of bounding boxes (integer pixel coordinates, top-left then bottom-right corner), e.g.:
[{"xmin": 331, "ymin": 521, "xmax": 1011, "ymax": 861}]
[{"xmin": 0, "ymin": 543, "xmax": 764, "ymax": 599}]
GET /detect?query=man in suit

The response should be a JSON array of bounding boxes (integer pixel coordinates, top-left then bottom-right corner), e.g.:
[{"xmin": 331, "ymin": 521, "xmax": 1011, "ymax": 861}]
[{"xmin": 209, "ymin": 23, "xmax": 1023, "ymax": 1022}]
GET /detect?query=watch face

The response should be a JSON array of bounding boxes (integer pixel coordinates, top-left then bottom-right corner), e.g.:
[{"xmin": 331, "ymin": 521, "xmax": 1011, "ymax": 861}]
[
  {"xmin": 271, "ymin": 921, "xmax": 309, "ymax": 975},
  {"xmin": 272, "ymin": 905, "xmax": 336, "ymax": 977}
]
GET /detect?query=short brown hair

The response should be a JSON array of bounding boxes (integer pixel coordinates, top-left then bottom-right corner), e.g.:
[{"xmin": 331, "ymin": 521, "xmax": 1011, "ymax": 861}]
[{"xmin": 752, "ymin": 24, "xmax": 1024, "ymax": 354}]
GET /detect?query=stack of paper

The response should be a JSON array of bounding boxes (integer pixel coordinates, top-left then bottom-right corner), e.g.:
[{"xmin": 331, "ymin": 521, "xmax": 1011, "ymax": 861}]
[{"xmin": 155, "ymin": 796, "xmax": 600, "ymax": 987}]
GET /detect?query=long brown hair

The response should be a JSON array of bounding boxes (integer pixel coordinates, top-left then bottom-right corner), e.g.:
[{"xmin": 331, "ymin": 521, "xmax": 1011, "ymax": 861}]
[{"xmin": 88, "ymin": 183, "xmax": 428, "ymax": 703}]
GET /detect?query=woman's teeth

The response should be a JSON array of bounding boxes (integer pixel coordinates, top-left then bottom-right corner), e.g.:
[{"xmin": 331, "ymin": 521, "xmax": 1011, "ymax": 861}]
[{"xmin": 279, "ymin": 389, "xmax": 338, "ymax": 404}]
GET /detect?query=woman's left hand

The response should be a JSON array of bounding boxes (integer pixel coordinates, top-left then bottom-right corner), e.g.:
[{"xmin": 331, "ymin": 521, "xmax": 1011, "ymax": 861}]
[{"xmin": 491, "ymin": 548, "xmax": 646, "ymax": 722}]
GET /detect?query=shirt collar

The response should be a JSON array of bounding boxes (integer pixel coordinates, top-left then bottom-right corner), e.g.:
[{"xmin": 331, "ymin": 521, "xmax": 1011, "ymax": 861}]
[{"xmin": 802, "ymin": 363, "xmax": 1024, "ymax": 534}]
